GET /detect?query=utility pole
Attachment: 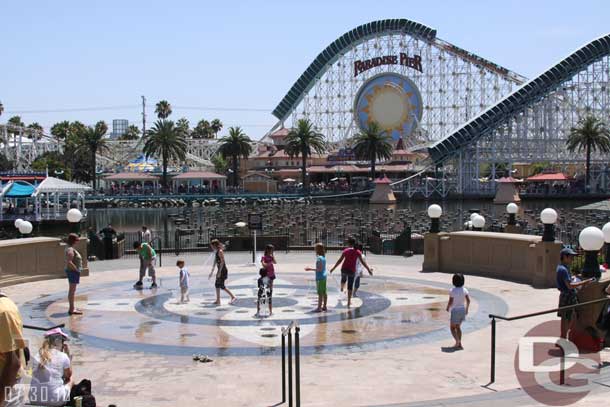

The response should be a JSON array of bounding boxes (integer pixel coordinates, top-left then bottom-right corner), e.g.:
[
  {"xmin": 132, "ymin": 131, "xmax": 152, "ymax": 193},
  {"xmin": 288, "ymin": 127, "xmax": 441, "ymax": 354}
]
[{"xmin": 141, "ymin": 96, "xmax": 146, "ymax": 137}]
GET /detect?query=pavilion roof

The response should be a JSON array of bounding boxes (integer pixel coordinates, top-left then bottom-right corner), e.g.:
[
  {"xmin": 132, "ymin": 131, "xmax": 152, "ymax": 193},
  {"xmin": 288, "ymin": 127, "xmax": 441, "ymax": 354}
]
[
  {"xmin": 34, "ymin": 176, "xmax": 91, "ymax": 194},
  {"xmin": 173, "ymin": 171, "xmax": 226, "ymax": 180},
  {"xmin": 105, "ymin": 172, "xmax": 160, "ymax": 181},
  {"xmin": 526, "ymin": 172, "xmax": 569, "ymax": 182}
]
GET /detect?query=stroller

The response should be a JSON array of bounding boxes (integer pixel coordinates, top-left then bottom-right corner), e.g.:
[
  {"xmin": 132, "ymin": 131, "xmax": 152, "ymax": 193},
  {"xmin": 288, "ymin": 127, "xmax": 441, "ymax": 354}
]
[{"xmin": 256, "ymin": 269, "xmax": 272, "ymax": 317}]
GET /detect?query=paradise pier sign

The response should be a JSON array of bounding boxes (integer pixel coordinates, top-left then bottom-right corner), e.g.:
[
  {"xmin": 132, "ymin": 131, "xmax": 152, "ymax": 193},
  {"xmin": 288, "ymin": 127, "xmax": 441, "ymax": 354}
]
[{"xmin": 354, "ymin": 53, "xmax": 423, "ymax": 77}]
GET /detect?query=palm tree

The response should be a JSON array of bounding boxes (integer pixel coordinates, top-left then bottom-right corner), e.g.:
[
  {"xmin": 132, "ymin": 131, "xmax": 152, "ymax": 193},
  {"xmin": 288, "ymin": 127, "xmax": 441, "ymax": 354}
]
[
  {"xmin": 0, "ymin": 101, "xmax": 4, "ymax": 118},
  {"xmin": 155, "ymin": 100, "xmax": 172, "ymax": 119},
  {"xmin": 192, "ymin": 119, "xmax": 212, "ymax": 139},
  {"xmin": 51, "ymin": 121, "xmax": 72, "ymax": 141},
  {"xmin": 119, "ymin": 125, "xmax": 141, "ymax": 140},
  {"xmin": 567, "ymin": 115, "xmax": 610, "ymax": 191},
  {"xmin": 77, "ymin": 121, "xmax": 109, "ymax": 189},
  {"xmin": 211, "ymin": 119, "xmax": 223, "ymax": 138},
  {"xmin": 143, "ymin": 120, "xmax": 187, "ymax": 188},
  {"xmin": 352, "ymin": 122, "xmax": 393, "ymax": 181},
  {"xmin": 285, "ymin": 119, "xmax": 327, "ymax": 194},
  {"xmin": 176, "ymin": 117, "xmax": 190, "ymax": 136},
  {"xmin": 27, "ymin": 122, "xmax": 44, "ymax": 140},
  {"xmin": 217, "ymin": 127, "xmax": 252, "ymax": 187}
]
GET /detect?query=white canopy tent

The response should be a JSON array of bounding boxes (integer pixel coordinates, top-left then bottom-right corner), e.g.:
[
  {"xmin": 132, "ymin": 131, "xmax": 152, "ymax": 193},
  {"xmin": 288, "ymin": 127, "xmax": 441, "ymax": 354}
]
[{"xmin": 32, "ymin": 177, "xmax": 91, "ymax": 220}]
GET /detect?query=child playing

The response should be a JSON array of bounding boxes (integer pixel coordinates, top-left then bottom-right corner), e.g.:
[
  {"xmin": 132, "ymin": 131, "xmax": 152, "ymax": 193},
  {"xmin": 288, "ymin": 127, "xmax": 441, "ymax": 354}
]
[
  {"xmin": 208, "ymin": 239, "xmax": 237, "ymax": 305},
  {"xmin": 445, "ymin": 273, "xmax": 470, "ymax": 350},
  {"xmin": 353, "ymin": 243, "xmax": 371, "ymax": 298},
  {"xmin": 260, "ymin": 244, "xmax": 277, "ymax": 315},
  {"xmin": 255, "ymin": 268, "xmax": 271, "ymax": 317},
  {"xmin": 329, "ymin": 236, "xmax": 372, "ymax": 308},
  {"xmin": 305, "ymin": 243, "xmax": 328, "ymax": 312},
  {"xmin": 177, "ymin": 259, "xmax": 190, "ymax": 303}
]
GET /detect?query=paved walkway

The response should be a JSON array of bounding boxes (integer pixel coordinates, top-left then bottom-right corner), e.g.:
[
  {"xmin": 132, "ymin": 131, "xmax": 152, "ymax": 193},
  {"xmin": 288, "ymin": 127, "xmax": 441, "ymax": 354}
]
[{"xmin": 5, "ymin": 253, "xmax": 609, "ymax": 406}]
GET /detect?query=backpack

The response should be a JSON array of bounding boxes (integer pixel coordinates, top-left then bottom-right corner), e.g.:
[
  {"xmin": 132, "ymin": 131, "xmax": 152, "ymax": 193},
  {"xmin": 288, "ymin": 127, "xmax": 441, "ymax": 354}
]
[{"xmin": 68, "ymin": 379, "xmax": 96, "ymax": 406}]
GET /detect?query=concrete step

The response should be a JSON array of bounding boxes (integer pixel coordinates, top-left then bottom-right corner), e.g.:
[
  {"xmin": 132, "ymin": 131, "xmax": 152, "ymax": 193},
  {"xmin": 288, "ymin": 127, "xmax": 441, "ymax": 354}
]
[{"xmin": 0, "ymin": 274, "xmax": 62, "ymax": 288}]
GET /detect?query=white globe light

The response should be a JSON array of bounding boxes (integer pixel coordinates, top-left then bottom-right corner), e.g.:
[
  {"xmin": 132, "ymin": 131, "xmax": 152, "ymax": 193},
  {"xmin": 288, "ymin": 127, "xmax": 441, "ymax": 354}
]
[
  {"xmin": 472, "ymin": 215, "xmax": 486, "ymax": 229},
  {"xmin": 602, "ymin": 222, "xmax": 610, "ymax": 243},
  {"xmin": 470, "ymin": 213, "xmax": 478, "ymax": 221},
  {"xmin": 427, "ymin": 204, "xmax": 442, "ymax": 219},
  {"xmin": 467, "ymin": 221, "xmax": 473, "ymax": 229},
  {"xmin": 14, "ymin": 218, "xmax": 24, "ymax": 229},
  {"xmin": 579, "ymin": 226, "xmax": 604, "ymax": 251},
  {"xmin": 18, "ymin": 221, "xmax": 33, "ymax": 235},
  {"xmin": 506, "ymin": 203, "xmax": 518, "ymax": 214},
  {"xmin": 235, "ymin": 221, "xmax": 247, "ymax": 228},
  {"xmin": 540, "ymin": 208, "xmax": 558, "ymax": 224},
  {"xmin": 66, "ymin": 208, "xmax": 83, "ymax": 223}
]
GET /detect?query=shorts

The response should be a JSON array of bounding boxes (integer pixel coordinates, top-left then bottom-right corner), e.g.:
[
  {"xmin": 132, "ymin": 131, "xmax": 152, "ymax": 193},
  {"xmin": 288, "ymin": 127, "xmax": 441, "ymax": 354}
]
[
  {"xmin": 558, "ymin": 291, "xmax": 578, "ymax": 321},
  {"xmin": 65, "ymin": 269, "xmax": 81, "ymax": 284},
  {"xmin": 215, "ymin": 278, "xmax": 227, "ymax": 289},
  {"xmin": 450, "ymin": 307, "xmax": 466, "ymax": 324},
  {"xmin": 316, "ymin": 279, "xmax": 327, "ymax": 295},
  {"xmin": 340, "ymin": 269, "xmax": 356, "ymax": 291},
  {"xmin": 180, "ymin": 286, "xmax": 189, "ymax": 294},
  {"xmin": 257, "ymin": 277, "xmax": 272, "ymax": 300}
]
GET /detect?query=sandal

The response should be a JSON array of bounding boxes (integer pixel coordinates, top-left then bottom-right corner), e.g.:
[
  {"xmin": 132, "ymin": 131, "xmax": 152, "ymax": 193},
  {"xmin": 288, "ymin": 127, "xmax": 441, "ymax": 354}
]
[{"xmin": 69, "ymin": 310, "xmax": 83, "ymax": 315}]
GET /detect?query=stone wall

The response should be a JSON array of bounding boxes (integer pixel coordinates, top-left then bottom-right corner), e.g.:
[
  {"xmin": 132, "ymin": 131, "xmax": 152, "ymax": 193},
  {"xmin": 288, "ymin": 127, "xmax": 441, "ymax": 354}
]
[
  {"xmin": 0, "ymin": 237, "xmax": 89, "ymax": 286},
  {"xmin": 423, "ymin": 231, "xmax": 561, "ymax": 288}
]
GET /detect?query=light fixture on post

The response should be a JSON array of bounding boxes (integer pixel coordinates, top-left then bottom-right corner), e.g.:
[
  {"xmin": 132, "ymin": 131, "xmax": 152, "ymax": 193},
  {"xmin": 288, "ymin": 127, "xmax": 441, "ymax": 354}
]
[
  {"xmin": 540, "ymin": 208, "xmax": 558, "ymax": 242},
  {"xmin": 427, "ymin": 204, "xmax": 442, "ymax": 233},
  {"xmin": 603, "ymin": 222, "xmax": 610, "ymax": 266},
  {"xmin": 579, "ymin": 226, "xmax": 604, "ymax": 279},
  {"xmin": 472, "ymin": 214, "xmax": 485, "ymax": 231},
  {"xmin": 18, "ymin": 220, "xmax": 33, "ymax": 236},
  {"xmin": 66, "ymin": 208, "xmax": 83, "ymax": 235},
  {"xmin": 506, "ymin": 203, "xmax": 518, "ymax": 226}
]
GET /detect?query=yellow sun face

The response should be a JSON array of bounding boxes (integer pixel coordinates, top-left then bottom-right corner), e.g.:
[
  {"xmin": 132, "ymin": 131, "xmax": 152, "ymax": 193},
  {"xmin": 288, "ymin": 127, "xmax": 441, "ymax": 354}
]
[{"xmin": 361, "ymin": 81, "xmax": 416, "ymax": 133}]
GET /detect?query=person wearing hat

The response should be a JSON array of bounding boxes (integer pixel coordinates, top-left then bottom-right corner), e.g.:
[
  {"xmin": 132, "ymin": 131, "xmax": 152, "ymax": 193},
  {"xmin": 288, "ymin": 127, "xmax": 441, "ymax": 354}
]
[
  {"xmin": 0, "ymin": 290, "xmax": 27, "ymax": 406},
  {"xmin": 29, "ymin": 328, "xmax": 73, "ymax": 406},
  {"xmin": 557, "ymin": 247, "xmax": 594, "ymax": 339},
  {"xmin": 65, "ymin": 233, "xmax": 83, "ymax": 315}
]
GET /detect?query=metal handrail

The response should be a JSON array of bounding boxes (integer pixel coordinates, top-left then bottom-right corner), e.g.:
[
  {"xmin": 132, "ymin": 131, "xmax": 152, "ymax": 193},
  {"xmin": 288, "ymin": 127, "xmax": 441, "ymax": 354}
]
[
  {"xmin": 488, "ymin": 296, "xmax": 610, "ymax": 384},
  {"xmin": 281, "ymin": 321, "xmax": 300, "ymax": 407}
]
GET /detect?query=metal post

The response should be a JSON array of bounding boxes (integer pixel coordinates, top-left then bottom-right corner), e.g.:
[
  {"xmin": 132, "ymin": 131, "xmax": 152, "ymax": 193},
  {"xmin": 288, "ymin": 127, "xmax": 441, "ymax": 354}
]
[
  {"xmin": 490, "ymin": 317, "xmax": 496, "ymax": 384},
  {"xmin": 560, "ymin": 346, "xmax": 565, "ymax": 385},
  {"xmin": 295, "ymin": 326, "xmax": 300, "ymax": 407},
  {"xmin": 282, "ymin": 334, "xmax": 286, "ymax": 404},
  {"xmin": 288, "ymin": 330, "xmax": 293, "ymax": 407},
  {"xmin": 253, "ymin": 229, "xmax": 257, "ymax": 264}
]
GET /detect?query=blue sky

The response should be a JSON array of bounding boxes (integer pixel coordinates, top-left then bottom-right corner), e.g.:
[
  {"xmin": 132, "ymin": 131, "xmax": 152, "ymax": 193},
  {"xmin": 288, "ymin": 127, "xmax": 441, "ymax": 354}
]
[{"xmin": 1, "ymin": 0, "xmax": 609, "ymax": 139}]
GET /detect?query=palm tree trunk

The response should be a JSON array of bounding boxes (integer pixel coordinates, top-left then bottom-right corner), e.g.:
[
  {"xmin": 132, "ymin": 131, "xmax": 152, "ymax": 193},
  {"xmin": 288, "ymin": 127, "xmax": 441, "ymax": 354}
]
[
  {"xmin": 586, "ymin": 141, "xmax": 591, "ymax": 192},
  {"xmin": 232, "ymin": 155, "xmax": 238, "ymax": 187},
  {"xmin": 162, "ymin": 155, "xmax": 168, "ymax": 191},
  {"xmin": 91, "ymin": 150, "xmax": 97, "ymax": 190},
  {"xmin": 302, "ymin": 152, "xmax": 308, "ymax": 195},
  {"xmin": 371, "ymin": 154, "xmax": 376, "ymax": 181}
]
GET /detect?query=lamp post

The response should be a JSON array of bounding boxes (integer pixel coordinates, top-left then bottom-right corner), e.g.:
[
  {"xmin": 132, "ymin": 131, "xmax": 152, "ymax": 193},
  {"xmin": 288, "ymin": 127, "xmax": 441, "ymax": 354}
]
[
  {"xmin": 506, "ymin": 203, "xmax": 518, "ymax": 226},
  {"xmin": 603, "ymin": 222, "xmax": 610, "ymax": 266},
  {"xmin": 579, "ymin": 226, "xmax": 604, "ymax": 279},
  {"xmin": 427, "ymin": 204, "xmax": 442, "ymax": 233},
  {"xmin": 540, "ymin": 208, "xmax": 557, "ymax": 242},
  {"xmin": 66, "ymin": 208, "xmax": 83, "ymax": 235},
  {"xmin": 472, "ymin": 214, "xmax": 485, "ymax": 231}
]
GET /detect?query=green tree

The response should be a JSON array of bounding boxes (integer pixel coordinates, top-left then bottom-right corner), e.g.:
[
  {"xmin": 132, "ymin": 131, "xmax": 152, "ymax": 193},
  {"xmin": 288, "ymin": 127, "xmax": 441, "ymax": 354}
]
[
  {"xmin": 119, "ymin": 125, "xmax": 141, "ymax": 140},
  {"xmin": 7, "ymin": 116, "xmax": 24, "ymax": 127},
  {"xmin": 192, "ymin": 119, "xmax": 212, "ymax": 139},
  {"xmin": 285, "ymin": 119, "xmax": 327, "ymax": 194},
  {"xmin": 176, "ymin": 117, "xmax": 190, "ymax": 136},
  {"xmin": 0, "ymin": 153, "xmax": 13, "ymax": 171},
  {"xmin": 217, "ymin": 126, "xmax": 252, "ymax": 187},
  {"xmin": 211, "ymin": 119, "xmax": 223, "ymax": 138},
  {"xmin": 77, "ymin": 121, "xmax": 109, "ymax": 189},
  {"xmin": 211, "ymin": 154, "xmax": 229, "ymax": 174},
  {"xmin": 567, "ymin": 115, "xmax": 610, "ymax": 191},
  {"xmin": 530, "ymin": 161, "xmax": 550, "ymax": 176},
  {"xmin": 143, "ymin": 120, "xmax": 187, "ymax": 188},
  {"xmin": 0, "ymin": 101, "xmax": 4, "ymax": 118},
  {"xmin": 352, "ymin": 122, "xmax": 393, "ymax": 181},
  {"xmin": 50, "ymin": 121, "xmax": 71, "ymax": 141},
  {"xmin": 27, "ymin": 122, "xmax": 44, "ymax": 140},
  {"xmin": 155, "ymin": 100, "xmax": 172, "ymax": 119},
  {"xmin": 30, "ymin": 151, "xmax": 69, "ymax": 179}
]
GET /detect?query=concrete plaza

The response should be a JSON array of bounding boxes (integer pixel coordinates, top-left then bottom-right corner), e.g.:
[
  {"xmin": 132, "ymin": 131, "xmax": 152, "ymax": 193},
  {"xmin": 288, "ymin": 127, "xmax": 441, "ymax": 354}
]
[{"xmin": 5, "ymin": 252, "xmax": 610, "ymax": 406}]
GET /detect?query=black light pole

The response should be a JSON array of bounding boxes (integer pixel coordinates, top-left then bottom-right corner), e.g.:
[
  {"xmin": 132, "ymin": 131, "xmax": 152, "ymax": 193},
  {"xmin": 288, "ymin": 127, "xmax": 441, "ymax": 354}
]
[
  {"xmin": 579, "ymin": 226, "xmax": 604, "ymax": 279},
  {"xmin": 540, "ymin": 208, "xmax": 557, "ymax": 242},
  {"xmin": 427, "ymin": 204, "xmax": 442, "ymax": 233},
  {"xmin": 603, "ymin": 223, "xmax": 610, "ymax": 266}
]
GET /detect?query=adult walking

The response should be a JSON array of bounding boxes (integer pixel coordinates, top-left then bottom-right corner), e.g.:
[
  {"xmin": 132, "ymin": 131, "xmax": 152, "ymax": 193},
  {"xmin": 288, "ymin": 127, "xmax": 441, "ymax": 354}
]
[
  {"xmin": 556, "ymin": 247, "xmax": 594, "ymax": 339},
  {"xmin": 29, "ymin": 328, "xmax": 73, "ymax": 406},
  {"xmin": 208, "ymin": 239, "xmax": 236, "ymax": 305},
  {"xmin": 65, "ymin": 233, "xmax": 83, "ymax": 315},
  {"xmin": 133, "ymin": 241, "xmax": 157, "ymax": 289},
  {"xmin": 139, "ymin": 226, "xmax": 152, "ymax": 280},
  {"xmin": 329, "ymin": 236, "xmax": 373, "ymax": 308},
  {"xmin": 99, "ymin": 224, "xmax": 117, "ymax": 260}
]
